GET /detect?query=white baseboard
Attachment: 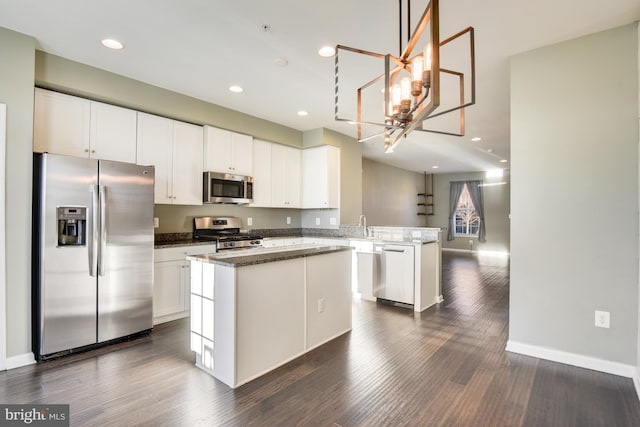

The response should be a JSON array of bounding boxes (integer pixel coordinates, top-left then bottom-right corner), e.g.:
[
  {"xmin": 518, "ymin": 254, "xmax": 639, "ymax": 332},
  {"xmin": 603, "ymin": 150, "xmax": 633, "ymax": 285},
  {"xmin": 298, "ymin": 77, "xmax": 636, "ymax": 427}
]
[
  {"xmin": 442, "ymin": 248, "xmax": 475, "ymax": 254},
  {"xmin": 153, "ymin": 310, "xmax": 189, "ymax": 325},
  {"xmin": 506, "ymin": 340, "xmax": 636, "ymax": 378},
  {"xmin": 5, "ymin": 352, "xmax": 36, "ymax": 370}
]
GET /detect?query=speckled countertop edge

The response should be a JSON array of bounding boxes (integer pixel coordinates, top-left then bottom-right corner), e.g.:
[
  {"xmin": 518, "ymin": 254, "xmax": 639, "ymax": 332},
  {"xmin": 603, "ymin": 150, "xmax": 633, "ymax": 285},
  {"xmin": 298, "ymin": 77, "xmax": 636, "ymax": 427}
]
[{"xmin": 187, "ymin": 245, "xmax": 353, "ymax": 267}]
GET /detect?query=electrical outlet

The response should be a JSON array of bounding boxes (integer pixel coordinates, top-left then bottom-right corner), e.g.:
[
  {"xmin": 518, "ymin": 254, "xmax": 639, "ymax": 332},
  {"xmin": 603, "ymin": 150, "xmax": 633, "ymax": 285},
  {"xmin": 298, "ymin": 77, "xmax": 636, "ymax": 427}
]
[
  {"xmin": 330, "ymin": 217, "xmax": 337, "ymax": 225},
  {"xmin": 247, "ymin": 217, "xmax": 253, "ymax": 226},
  {"xmin": 595, "ymin": 310, "xmax": 610, "ymax": 328},
  {"xmin": 315, "ymin": 217, "xmax": 321, "ymax": 225},
  {"xmin": 317, "ymin": 298, "xmax": 326, "ymax": 313},
  {"xmin": 286, "ymin": 216, "xmax": 291, "ymax": 225},
  {"xmin": 153, "ymin": 217, "xmax": 159, "ymax": 228}
]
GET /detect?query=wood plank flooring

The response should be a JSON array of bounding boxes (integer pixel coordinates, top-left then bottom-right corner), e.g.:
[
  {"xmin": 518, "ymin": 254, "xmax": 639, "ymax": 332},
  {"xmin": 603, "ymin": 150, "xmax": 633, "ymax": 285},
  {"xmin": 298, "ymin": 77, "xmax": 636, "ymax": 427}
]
[{"xmin": 2, "ymin": 252, "xmax": 640, "ymax": 426}]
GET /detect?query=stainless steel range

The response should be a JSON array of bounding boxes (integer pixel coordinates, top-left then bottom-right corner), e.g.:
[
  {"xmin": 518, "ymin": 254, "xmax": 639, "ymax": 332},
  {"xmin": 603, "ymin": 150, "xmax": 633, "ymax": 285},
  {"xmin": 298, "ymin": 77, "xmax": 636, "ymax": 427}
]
[{"xmin": 193, "ymin": 216, "xmax": 263, "ymax": 251}]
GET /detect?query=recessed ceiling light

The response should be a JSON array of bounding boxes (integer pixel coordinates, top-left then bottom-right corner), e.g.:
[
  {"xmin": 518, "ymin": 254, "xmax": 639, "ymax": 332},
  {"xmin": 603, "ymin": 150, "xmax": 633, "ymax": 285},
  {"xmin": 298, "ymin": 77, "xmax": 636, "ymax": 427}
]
[
  {"xmin": 500, "ymin": 159, "xmax": 508, "ymax": 163},
  {"xmin": 101, "ymin": 38, "xmax": 124, "ymax": 50},
  {"xmin": 318, "ymin": 46, "xmax": 335, "ymax": 57},
  {"xmin": 471, "ymin": 137, "xmax": 482, "ymax": 142},
  {"xmin": 297, "ymin": 110, "xmax": 309, "ymax": 117},
  {"xmin": 228, "ymin": 85, "xmax": 244, "ymax": 93},
  {"xmin": 432, "ymin": 165, "xmax": 439, "ymax": 169}
]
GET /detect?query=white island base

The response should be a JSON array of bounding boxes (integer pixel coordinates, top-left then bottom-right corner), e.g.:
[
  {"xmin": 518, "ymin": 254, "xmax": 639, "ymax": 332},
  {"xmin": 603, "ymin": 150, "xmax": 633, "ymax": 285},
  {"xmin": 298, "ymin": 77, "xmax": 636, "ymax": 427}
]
[{"xmin": 189, "ymin": 246, "xmax": 352, "ymax": 388}]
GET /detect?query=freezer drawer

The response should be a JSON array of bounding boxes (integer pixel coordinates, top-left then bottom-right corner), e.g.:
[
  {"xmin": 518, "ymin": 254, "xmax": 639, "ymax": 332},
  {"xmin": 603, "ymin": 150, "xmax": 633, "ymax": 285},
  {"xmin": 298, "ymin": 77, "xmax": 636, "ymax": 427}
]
[{"xmin": 373, "ymin": 244, "xmax": 415, "ymax": 305}]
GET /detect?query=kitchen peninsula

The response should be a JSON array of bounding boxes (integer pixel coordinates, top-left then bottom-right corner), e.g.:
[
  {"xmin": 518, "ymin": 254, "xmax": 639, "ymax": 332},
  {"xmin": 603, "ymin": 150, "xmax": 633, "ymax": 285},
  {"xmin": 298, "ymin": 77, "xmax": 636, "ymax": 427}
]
[{"xmin": 188, "ymin": 245, "xmax": 353, "ymax": 388}]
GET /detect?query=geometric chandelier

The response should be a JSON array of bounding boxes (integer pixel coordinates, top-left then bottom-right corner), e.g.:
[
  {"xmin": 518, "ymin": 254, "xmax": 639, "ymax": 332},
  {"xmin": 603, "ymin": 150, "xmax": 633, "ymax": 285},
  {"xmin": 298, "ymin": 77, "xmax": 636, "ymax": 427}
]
[{"xmin": 334, "ymin": 0, "xmax": 475, "ymax": 153}]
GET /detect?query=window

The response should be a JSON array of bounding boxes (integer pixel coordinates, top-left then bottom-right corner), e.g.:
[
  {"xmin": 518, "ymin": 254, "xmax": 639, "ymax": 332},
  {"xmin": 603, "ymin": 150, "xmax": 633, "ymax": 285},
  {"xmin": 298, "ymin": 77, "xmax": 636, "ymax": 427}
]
[{"xmin": 454, "ymin": 184, "xmax": 480, "ymax": 236}]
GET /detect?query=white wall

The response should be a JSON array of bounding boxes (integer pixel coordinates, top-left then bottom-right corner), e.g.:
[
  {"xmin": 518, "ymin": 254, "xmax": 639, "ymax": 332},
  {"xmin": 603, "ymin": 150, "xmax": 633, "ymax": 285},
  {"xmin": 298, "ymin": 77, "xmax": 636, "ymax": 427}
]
[{"xmin": 510, "ymin": 23, "xmax": 639, "ymax": 365}]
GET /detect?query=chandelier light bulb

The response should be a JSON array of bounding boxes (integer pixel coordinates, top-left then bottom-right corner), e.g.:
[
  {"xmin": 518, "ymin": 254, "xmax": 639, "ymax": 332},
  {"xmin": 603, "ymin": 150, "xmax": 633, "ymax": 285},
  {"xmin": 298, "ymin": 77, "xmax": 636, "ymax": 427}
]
[
  {"xmin": 412, "ymin": 57, "xmax": 423, "ymax": 82},
  {"xmin": 424, "ymin": 44, "xmax": 432, "ymax": 71},
  {"xmin": 400, "ymin": 77, "xmax": 411, "ymax": 102},
  {"xmin": 391, "ymin": 84, "xmax": 402, "ymax": 107}
]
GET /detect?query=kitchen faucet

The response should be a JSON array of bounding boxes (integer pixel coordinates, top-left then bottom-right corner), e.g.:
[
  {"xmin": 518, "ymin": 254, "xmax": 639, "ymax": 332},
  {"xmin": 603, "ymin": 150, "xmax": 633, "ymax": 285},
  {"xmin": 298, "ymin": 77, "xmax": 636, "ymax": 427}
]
[{"xmin": 358, "ymin": 214, "xmax": 367, "ymax": 237}]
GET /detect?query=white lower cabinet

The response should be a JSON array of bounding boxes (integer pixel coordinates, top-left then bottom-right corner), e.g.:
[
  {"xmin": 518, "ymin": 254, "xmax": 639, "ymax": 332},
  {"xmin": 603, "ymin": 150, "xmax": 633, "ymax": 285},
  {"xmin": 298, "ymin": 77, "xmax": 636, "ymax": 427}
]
[
  {"xmin": 154, "ymin": 245, "xmax": 216, "ymax": 324},
  {"xmin": 154, "ymin": 260, "xmax": 190, "ymax": 321}
]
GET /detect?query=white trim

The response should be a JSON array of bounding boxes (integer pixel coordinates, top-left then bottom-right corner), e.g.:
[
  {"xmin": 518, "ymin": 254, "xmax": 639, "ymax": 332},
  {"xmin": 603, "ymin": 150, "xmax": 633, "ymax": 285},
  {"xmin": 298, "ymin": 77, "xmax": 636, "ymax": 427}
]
[
  {"xmin": 506, "ymin": 340, "xmax": 637, "ymax": 378},
  {"xmin": 0, "ymin": 103, "xmax": 6, "ymax": 371},
  {"xmin": 435, "ymin": 295, "xmax": 444, "ymax": 304},
  {"xmin": 5, "ymin": 352, "xmax": 36, "ymax": 370},
  {"xmin": 442, "ymin": 248, "xmax": 475, "ymax": 254}
]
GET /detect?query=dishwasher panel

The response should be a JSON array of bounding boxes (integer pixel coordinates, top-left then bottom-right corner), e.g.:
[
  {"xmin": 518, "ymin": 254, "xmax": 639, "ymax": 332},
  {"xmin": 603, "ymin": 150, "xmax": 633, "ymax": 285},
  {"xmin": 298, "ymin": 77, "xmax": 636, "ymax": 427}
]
[{"xmin": 373, "ymin": 244, "xmax": 415, "ymax": 305}]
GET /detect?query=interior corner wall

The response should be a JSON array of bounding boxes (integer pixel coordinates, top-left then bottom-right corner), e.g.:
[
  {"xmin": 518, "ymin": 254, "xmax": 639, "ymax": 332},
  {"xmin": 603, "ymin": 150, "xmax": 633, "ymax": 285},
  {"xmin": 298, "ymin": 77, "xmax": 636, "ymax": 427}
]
[
  {"xmin": 0, "ymin": 27, "xmax": 36, "ymax": 359},
  {"xmin": 429, "ymin": 171, "xmax": 510, "ymax": 253},
  {"xmin": 637, "ymin": 22, "xmax": 640, "ymax": 378},
  {"xmin": 362, "ymin": 159, "xmax": 427, "ymax": 227},
  {"xmin": 510, "ymin": 23, "xmax": 639, "ymax": 365}
]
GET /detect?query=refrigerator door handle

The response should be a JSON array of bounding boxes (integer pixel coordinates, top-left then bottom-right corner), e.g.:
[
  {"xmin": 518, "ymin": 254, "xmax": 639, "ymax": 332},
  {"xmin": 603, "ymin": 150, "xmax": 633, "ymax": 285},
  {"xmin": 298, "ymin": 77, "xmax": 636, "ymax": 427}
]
[
  {"xmin": 98, "ymin": 185, "xmax": 107, "ymax": 277},
  {"xmin": 89, "ymin": 184, "xmax": 99, "ymax": 277}
]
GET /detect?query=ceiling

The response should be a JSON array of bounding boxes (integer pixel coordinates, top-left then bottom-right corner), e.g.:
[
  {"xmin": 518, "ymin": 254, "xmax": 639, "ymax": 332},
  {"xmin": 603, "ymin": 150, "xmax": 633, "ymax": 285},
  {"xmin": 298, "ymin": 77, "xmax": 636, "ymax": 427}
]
[{"xmin": 1, "ymin": 0, "xmax": 638, "ymax": 174}]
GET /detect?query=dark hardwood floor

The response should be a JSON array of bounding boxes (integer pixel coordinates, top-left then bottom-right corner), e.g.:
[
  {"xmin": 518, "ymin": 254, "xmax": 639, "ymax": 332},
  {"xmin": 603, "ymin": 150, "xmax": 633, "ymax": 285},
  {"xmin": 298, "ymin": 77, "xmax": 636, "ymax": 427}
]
[{"xmin": 3, "ymin": 252, "xmax": 640, "ymax": 426}]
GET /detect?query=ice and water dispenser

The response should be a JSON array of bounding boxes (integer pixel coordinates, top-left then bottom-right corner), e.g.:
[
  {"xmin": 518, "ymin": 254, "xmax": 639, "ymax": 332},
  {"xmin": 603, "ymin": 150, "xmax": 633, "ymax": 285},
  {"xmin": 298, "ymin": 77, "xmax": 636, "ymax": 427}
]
[{"xmin": 57, "ymin": 206, "xmax": 87, "ymax": 246}]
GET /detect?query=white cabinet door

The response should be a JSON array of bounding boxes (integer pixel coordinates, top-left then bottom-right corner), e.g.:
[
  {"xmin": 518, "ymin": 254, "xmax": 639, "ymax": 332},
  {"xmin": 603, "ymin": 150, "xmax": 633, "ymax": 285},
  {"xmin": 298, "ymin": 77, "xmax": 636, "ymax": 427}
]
[
  {"xmin": 271, "ymin": 143, "xmax": 287, "ymax": 207},
  {"xmin": 204, "ymin": 126, "xmax": 253, "ymax": 175},
  {"xmin": 230, "ymin": 132, "xmax": 253, "ymax": 176},
  {"xmin": 33, "ymin": 88, "xmax": 91, "ymax": 157},
  {"xmin": 89, "ymin": 101, "xmax": 137, "ymax": 163},
  {"xmin": 285, "ymin": 146, "xmax": 301, "ymax": 208},
  {"xmin": 34, "ymin": 88, "xmax": 137, "ymax": 163},
  {"xmin": 172, "ymin": 121, "xmax": 204, "ymax": 205},
  {"xmin": 136, "ymin": 112, "xmax": 174, "ymax": 204},
  {"xmin": 203, "ymin": 126, "xmax": 231, "ymax": 172},
  {"xmin": 154, "ymin": 260, "xmax": 189, "ymax": 319},
  {"xmin": 250, "ymin": 139, "xmax": 272, "ymax": 207},
  {"xmin": 272, "ymin": 144, "xmax": 301, "ymax": 208},
  {"xmin": 137, "ymin": 112, "xmax": 203, "ymax": 205},
  {"xmin": 303, "ymin": 145, "xmax": 340, "ymax": 209}
]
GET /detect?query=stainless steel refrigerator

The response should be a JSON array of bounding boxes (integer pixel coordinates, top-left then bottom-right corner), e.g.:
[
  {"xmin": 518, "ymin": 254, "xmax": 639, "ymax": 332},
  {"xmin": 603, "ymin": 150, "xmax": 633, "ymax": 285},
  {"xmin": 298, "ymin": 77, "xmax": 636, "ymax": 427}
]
[{"xmin": 32, "ymin": 153, "xmax": 155, "ymax": 360}]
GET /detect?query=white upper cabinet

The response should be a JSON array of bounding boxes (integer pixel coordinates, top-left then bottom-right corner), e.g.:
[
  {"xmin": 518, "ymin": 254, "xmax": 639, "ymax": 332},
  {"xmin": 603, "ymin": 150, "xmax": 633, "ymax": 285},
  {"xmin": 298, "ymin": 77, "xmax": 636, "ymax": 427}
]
[
  {"xmin": 89, "ymin": 101, "xmax": 137, "ymax": 163},
  {"xmin": 172, "ymin": 121, "xmax": 204, "ymax": 205},
  {"xmin": 203, "ymin": 125, "xmax": 253, "ymax": 176},
  {"xmin": 302, "ymin": 145, "xmax": 341, "ymax": 209},
  {"xmin": 249, "ymin": 139, "xmax": 272, "ymax": 207},
  {"xmin": 271, "ymin": 144, "xmax": 301, "ymax": 208},
  {"xmin": 137, "ymin": 112, "xmax": 203, "ymax": 205},
  {"xmin": 34, "ymin": 88, "xmax": 137, "ymax": 163}
]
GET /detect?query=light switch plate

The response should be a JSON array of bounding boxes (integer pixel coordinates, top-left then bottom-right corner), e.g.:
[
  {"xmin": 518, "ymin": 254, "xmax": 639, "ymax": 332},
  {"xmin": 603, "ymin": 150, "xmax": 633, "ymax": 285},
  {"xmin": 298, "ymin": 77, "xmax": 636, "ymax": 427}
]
[
  {"xmin": 153, "ymin": 217, "xmax": 159, "ymax": 228},
  {"xmin": 330, "ymin": 217, "xmax": 337, "ymax": 225},
  {"xmin": 315, "ymin": 218, "xmax": 321, "ymax": 225},
  {"xmin": 286, "ymin": 216, "xmax": 291, "ymax": 225},
  {"xmin": 247, "ymin": 217, "xmax": 253, "ymax": 226}
]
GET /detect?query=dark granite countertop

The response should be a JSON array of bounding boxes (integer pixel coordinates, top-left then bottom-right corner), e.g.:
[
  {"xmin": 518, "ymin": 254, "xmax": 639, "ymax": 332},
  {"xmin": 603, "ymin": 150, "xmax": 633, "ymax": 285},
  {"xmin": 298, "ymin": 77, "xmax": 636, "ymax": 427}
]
[
  {"xmin": 155, "ymin": 239, "xmax": 218, "ymax": 249},
  {"xmin": 186, "ymin": 245, "xmax": 353, "ymax": 267}
]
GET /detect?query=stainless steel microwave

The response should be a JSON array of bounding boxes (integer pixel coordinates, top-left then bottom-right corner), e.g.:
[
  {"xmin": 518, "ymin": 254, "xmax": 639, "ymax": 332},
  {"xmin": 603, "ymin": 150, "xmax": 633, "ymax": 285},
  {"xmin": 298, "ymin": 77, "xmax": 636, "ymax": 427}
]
[{"xmin": 203, "ymin": 172, "xmax": 253, "ymax": 204}]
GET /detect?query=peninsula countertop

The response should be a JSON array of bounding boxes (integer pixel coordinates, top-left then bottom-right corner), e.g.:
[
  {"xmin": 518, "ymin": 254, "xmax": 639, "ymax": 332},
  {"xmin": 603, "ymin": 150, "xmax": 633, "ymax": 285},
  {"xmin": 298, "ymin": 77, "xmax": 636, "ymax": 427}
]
[{"xmin": 186, "ymin": 244, "xmax": 353, "ymax": 268}]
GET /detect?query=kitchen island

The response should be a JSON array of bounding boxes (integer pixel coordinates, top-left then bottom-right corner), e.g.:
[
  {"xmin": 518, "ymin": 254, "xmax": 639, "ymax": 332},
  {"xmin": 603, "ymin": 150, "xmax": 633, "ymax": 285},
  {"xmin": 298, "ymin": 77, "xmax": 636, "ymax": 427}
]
[{"xmin": 188, "ymin": 245, "xmax": 353, "ymax": 388}]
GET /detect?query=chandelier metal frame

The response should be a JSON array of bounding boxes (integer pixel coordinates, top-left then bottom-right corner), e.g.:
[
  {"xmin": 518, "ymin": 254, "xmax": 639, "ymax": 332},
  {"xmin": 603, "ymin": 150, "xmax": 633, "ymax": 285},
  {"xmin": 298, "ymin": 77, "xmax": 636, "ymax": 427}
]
[{"xmin": 334, "ymin": 0, "xmax": 476, "ymax": 153}]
